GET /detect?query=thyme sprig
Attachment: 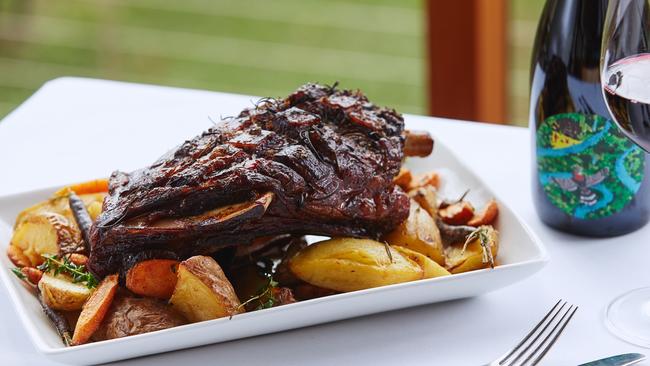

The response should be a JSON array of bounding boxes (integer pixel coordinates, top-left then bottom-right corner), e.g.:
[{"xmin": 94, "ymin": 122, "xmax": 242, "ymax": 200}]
[
  {"xmin": 237, "ymin": 278, "xmax": 279, "ymax": 312},
  {"xmin": 37, "ymin": 254, "xmax": 98, "ymax": 289},
  {"xmin": 11, "ymin": 267, "xmax": 26, "ymax": 280}
]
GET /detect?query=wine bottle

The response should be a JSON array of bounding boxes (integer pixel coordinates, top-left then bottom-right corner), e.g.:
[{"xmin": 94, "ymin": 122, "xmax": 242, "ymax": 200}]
[{"xmin": 530, "ymin": 0, "xmax": 650, "ymax": 236}]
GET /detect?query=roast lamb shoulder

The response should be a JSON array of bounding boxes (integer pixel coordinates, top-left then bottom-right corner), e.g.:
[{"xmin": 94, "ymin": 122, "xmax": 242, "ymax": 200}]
[{"xmin": 88, "ymin": 83, "xmax": 431, "ymax": 277}]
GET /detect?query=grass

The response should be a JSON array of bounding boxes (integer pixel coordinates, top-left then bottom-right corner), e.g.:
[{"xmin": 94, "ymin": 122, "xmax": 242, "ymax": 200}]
[
  {"xmin": 0, "ymin": 0, "xmax": 544, "ymax": 125},
  {"xmin": 509, "ymin": 0, "xmax": 545, "ymax": 125}
]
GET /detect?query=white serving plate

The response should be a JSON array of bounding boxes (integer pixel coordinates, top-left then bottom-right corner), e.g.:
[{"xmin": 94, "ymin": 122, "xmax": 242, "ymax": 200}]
[{"xmin": 0, "ymin": 134, "xmax": 548, "ymax": 365}]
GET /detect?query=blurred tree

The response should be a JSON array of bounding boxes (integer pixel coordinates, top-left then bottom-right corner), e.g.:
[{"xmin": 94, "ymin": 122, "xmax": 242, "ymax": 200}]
[
  {"xmin": 0, "ymin": 0, "xmax": 424, "ymax": 118},
  {"xmin": 0, "ymin": 0, "xmax": 546, "ymax": 126}
]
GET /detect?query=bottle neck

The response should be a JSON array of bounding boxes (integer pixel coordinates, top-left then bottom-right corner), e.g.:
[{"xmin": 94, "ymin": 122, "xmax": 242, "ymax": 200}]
[{"xmin": 539, "ymin": 0, "xmax": 608, "ymax": 74}]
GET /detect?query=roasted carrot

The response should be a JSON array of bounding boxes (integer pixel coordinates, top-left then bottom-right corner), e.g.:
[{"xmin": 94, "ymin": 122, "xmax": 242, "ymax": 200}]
[
  {"xmin": 66, "ymin": 253, "xmax": 88, "ymax": 266},
  {"xmin": 21, "ymin": 267, "xmax": 43, "ymax": 285},
  {"xmin": 7, "ymin": 245, "xmax": 30, "ymax": 267},
  {"xmin": 439, "ymin": 201, "xmax": 474, "ymax": 225},
  {"xmin": 71, "ymin": 274, "xmax": 118, "ymax": 345},
  {"xmin": 54, "ymin": 179, "xmax": 109, "ymax": 197},
  {"xmin": 468, "ymin": 199, "xmax": 499, "ymax": 226}
]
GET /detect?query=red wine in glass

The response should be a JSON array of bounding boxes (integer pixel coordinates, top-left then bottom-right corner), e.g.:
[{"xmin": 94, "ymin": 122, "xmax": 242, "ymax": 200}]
[
  {"xmin": 601, "ymin": 0, "xmax": 650, "ymax": 349},
  {"xmin": 603, "ymin": 54, "xmax": 650, "ymax": 152}
]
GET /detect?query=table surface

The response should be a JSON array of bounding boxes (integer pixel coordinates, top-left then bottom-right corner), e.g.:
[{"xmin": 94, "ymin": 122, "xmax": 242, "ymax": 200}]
[{"xmin": 0, "ymin": 77, "xmax": 648, "ymax": 366}]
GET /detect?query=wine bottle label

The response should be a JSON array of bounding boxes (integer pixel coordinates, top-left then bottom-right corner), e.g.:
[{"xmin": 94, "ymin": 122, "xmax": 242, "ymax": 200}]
[{"xmin": 537, "ymin": 113, "xmax": 645, "ymax": 219}]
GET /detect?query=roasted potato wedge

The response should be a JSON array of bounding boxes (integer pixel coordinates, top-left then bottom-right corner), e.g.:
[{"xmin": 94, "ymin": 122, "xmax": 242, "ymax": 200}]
[
  {"xmin": 409, "ymin": 172, "xmax": 440, "ymax": 190},
  {"xmin": 86, "ymin": 201, "xmax": 103, "ymax": 221},
  {"xmin": 11, "ymin": 190, "xmax": 108, "ymax": 265},
  {"xmin": 94, "ymin": 296, "xmax": 186, "ymax": 341},
  {"xmin": 14, "ymin": 198, "xmax": 64, "ymax": 230},
  {"xmin": 394, "ymin": 168, "xmax": 413, "ymax": 191},
  {"xmin": 38, "ymin": 272, "xmax": 93, "ymax": 311},
  {"xmin": 169, "ymin": 256, "xmax": 243, "ymax": 322},
  {"xmin": 408, "ymin": 185, "xmax": 439, "ymax": 218},
  {"xmin": 125, "ymin": 259, "xmax": 179, "ymax": 299},
  {"xmin": 445, "ymin": 226, "xmax": 499, "ymax": 274},
  {"xmin": 72, "ymin": 193, "xmax": 107, "ymax": 222},
  {"xmin": 11, "ymin": 212, "xmax": 81, "ymax": 266},
  {"xmin": 289, "ymin": 238, "xmax": 423, "ymax": 292},
  {"xmin": 72, "ymin": 274, "xmax": 118, "ymax": 345},
  {"xmin": 383, "ymin": 199, "xmax": 445, "ymax": 265},
  {"xmin": 392, "ymin": 246, "xmax": 450, "ymax": 279},
  {"xmin": 14, "ymin": 192, "xmax": 106, "ymax": 230}
]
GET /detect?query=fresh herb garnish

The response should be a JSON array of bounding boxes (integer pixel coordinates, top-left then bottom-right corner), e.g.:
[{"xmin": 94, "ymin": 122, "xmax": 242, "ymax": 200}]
[
  {"xmin": 11, "ymin": 267, "xmax": 26, "ymax": 280},
  {"xmin": 462, "ymin": 226, "xmax": 496, "ymax": 268},
  {"xmin": 382, "ymin": 241, "xmax": 393, "ymax": 263},
  {"xmin": 238, "ymin": 278, "xmax": 279, "ymax": 312},
  {"xmin": 37, "ymin": 254, "xmax": 98, "ymax": 289}
]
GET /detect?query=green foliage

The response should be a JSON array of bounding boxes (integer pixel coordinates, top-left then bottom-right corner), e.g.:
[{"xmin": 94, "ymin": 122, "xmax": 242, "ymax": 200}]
[
  {"xmin": 463, "ymin": 226, "xmax": 496, "ymax": 267},
  {"xmin": 11, "ymin": 267, "xmax": 26, "ymax": 280},
  {"xmin": 0, "ymin": 0, "xmax": 425, "ymax": 119},
  {"xmin": 238, "ymin": 277, "xmax": 279, "ymax": 312},
  {"xmin": 37, "ymin": 254, "xmax": 98, "ymax": 289},
  {"xmin": 626, "ymin": 149, "xmax": 644, "ymax": 182}
]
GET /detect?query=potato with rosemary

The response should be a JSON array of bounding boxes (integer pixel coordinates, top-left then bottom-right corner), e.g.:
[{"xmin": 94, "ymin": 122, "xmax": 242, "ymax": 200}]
[
  {"xmin": 392, "ymin": 246, "xmax": 450, "ymax": 279},
  {"xmin": 383, "ymin": 199, "xmax": 445, "ymax": 265},
  {"xmin": 408, "ymin": 185, "xmax": 439, "ymax": 218},
  {"xmin": 444, "ymin": 226, "xmax": 499, "ymax": 274},
  {"xmin": 289, "ymin": 238, "xmax": 424, "ymax": 292}
]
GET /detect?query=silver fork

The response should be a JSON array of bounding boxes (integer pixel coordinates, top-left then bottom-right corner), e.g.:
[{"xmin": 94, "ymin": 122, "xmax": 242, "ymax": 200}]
[{"xmin": 485, "ymin": 300, "xmax": 578, "ymax": 366}]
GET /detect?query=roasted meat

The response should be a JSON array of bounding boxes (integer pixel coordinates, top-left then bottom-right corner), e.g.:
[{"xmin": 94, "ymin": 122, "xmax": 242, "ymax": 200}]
[{"xmin": 89, "ymin": 83, "xmax": 432, "ymax": 277}]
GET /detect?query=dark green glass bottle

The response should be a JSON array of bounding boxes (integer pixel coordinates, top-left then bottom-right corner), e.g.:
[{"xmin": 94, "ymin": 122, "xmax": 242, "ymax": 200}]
[{"xmin": 530, "ymin": 0, "xmax": 650, "ymax": 236}]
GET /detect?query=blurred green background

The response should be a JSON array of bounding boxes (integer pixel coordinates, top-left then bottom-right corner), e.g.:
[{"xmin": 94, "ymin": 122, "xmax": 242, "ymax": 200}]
[{"xmin": 0, "ymin": 0, "xmax": 544, "ymax": 125}]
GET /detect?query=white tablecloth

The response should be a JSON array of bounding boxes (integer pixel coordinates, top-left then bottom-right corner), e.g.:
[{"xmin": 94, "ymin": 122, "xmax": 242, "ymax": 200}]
[{"xmin": 0, "ymin": 78, "xmax": 648, "ymax": 365}]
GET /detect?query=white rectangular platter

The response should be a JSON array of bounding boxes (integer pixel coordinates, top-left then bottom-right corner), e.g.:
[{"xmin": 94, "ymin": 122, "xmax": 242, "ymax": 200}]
[{"xmin": 0, "ymin": 79, "xmax": 548, "ymax": 365}]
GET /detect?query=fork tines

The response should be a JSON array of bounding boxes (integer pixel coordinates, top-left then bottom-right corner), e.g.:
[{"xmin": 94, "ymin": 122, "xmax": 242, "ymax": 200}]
[{"xmin": 497, "ymin": 300, "xmax": 578, "ymax": 366}]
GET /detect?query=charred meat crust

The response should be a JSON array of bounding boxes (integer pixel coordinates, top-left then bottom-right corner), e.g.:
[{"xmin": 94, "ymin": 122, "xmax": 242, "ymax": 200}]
[{"xmin": 89, "ymin": 83, "xmax": 416, "ymax": 277}]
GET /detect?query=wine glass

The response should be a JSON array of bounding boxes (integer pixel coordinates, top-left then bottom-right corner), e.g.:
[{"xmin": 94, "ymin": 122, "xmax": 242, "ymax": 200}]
[{"xmin": 601, "ymin": 0, "xmax": 650, "ymax": 347}]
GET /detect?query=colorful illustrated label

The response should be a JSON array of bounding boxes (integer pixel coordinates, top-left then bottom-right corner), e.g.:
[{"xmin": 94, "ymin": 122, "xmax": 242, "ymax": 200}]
[{"xmin": 537, "ymin": 113, "xmax": 645, "ymax": 219}]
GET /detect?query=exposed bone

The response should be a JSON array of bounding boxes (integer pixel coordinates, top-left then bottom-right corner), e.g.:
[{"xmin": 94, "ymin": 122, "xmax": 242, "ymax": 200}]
[{"xmin": 404, "ymin": 130, "xmax": 434, "ymax": 157}]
